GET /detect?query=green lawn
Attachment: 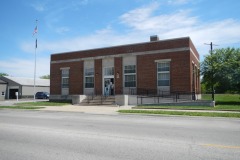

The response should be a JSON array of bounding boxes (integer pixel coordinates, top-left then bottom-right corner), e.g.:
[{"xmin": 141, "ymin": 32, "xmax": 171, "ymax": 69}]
[
  {"xmin": 0, "ymin": 101, "xmax": 70, "ymax": 110},
  {"xmin": 119, "ymin": 94, "xmax": 240, "ymax": 118},
  {"xmin": 15, "ymin": 101, "xmax": 70, "ymax": 107},
  {"xmin": 202, "ymin": 94, "xmax": 240, "ymax": 105},
  {"xmin": 118, "ymin": 110, "xmax": 240, "ymax": 118},
  {"xmin": 134, "ymin": 105, "xmax": 240, "ymax": 111},
  {"xmin": 0, "ymin": 106, "xmax": 45, "ymax": 110},
  {"xmin": 134, "ymin": 94, "xmax": 240, "ymax": 111}
]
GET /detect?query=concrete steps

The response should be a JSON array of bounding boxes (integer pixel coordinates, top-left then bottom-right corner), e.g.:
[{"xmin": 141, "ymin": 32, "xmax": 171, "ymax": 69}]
[{"xmin": 79, "ymin": 95, "xmax": 116, "ymax": 106}]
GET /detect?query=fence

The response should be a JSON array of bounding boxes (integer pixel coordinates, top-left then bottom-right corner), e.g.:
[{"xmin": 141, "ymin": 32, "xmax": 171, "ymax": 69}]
[
  {"xmin": 136, "ymin": 92, "xmax": 196, "ymax": 105},
  {"xmin": 85, "ymin": 88, "xmax": 198, "ymax": 105}
]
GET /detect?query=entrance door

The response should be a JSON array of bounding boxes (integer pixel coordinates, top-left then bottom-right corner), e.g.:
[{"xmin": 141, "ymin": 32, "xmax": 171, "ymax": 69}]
[
  {"xmin": 9, "ymin": 89, "xmax": 18, "ymax": 99},
  {"xmin": 103, "ymin": 78, "xmax": 114, "ymax": 96},
  {"xmin": 103, "ymin": 66, "xmax": 114, "ymax": 96}
]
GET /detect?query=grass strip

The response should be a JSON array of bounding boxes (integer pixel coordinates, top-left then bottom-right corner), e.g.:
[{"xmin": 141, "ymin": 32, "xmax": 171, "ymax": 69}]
[
  {"xmin": 15, "ymin": 101, "xmax": 70, "ymax": 107},
  {"xmin": 0, "ymin": 101, "xmax": 70, "ymax": 110},
  {"xmin": 118, "ymin": 110, "xmax": 240, "ymax": 118},
  {"xmin": 134, "ymin": 105, "xmax": 240, "ymax": 111},
  {"xmin": 0, "ymin": 106, "xmax": 45, "ymax": 110}
]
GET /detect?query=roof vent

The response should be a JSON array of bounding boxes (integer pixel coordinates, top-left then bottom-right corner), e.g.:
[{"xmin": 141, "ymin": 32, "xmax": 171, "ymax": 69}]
[{"xmin": 150, "ymin": 35, "xmax": 159, "ymax": 41}]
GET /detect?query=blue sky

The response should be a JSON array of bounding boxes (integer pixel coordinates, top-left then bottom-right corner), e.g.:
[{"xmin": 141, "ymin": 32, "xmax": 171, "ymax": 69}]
[{"xmin": 1, "ymin": 0, "xmax": 240, "ymax": 78}]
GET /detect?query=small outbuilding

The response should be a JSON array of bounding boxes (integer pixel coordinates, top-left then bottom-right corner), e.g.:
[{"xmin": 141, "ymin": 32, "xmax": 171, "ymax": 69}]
[
  {"xmin": 0, "ymin": 76, "xmax": 50, "ymax": 100},
  {"xmin": 0, "ymin": 79, "xmax": 7, "ymax": 101}
]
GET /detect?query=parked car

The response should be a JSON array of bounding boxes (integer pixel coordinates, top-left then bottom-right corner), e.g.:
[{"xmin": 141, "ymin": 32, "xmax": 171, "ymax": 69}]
[{"xmin": 35, "ymin": 92, "xmax": 49, "ymax": 99}]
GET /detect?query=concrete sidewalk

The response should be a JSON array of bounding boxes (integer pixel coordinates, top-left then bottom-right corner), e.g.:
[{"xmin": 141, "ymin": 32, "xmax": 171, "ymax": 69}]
[
  {"xmin": 37, "ymin": 105, "xmax": 133, "ymax": 115},
  {"xmin": 0, "ymin": 99, "xmax": 131, "ymax": 115},
  {"xmin": 37, "ymin": 105, "xmax": 240, "ymax": 115},
  {"xmin": 1, "ymin": 100, "xmax": 239, "ymax": 115}
]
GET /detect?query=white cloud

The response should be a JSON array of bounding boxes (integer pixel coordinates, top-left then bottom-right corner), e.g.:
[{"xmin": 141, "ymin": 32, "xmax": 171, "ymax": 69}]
[
  {"xmin": 55, "ymin": 27, "xmax": 70, "ymax": 34},
  {"xmin": 0, "ymin": 57, "xmax": 49, "ymax": 78},
  {"xmin": 121, "ymin": 8, "xmax": 197, "ymax": 32},
  {"xmin": 6, "ymin": 2, "xmax": 240, "ymax": 77},
  {"xmin": 119, "ymin": 2, "xmax": 240, "ymax": 56},
  {"xmin": 31, "ymin": 2, "xmax": 47, "ymax": 12},
  {"xmin": 168, "ymin": 0, "xmax": 189, "ymax": 5},
  {"xmin": 19, "ymin": 2, "xmax": 240, "ymax": 75}
]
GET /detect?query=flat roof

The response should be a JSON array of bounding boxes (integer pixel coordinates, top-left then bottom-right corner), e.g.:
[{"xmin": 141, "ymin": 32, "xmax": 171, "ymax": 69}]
[{"xmin": 52, "ymin": 36, "xmax": 190, "ymax": 56}]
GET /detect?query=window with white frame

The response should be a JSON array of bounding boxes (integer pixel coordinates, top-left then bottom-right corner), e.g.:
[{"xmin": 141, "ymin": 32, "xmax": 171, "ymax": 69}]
[
  {"xmin": 104, "ymin": 67, "xmax": 114, "ymax": 76},
  {"xmin": 157, "ymin": 62, "xmax": 170, "ymax": 86},
  {"xmin": 85, "ymin": 68, "xmax": 94, "ymax": 88},
  {"xmin": 124, "ymin": 65, "xmax": 136, "ymax": 87},
  {"xmin": 61, "ymin": 69, "xmax": 69, "ymax": 88}
]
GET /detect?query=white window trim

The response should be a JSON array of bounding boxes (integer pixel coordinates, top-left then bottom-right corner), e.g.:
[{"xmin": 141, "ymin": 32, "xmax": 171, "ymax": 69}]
[
  {"xmin": 61, "ymin": 68, "xmax": 69, "ymax": 88},
  {"xmin": 124, "ymin": 65, "xmax": 136, "ymax": 88},
  {"xmin": 157, "ymin": 61, "xmax": 170, "ymax": 87},
  {"xmin": 60, "ymin": 67, "xmax": 70, "ymax": 70},
  {"xmin": 84, "ymin": 68, "xmax": 94, "ymax": 89},
  {"xmin": 103, "ymin": 66, "xmax": 114, "ymax": 76},
  {"xmin": 155, "ymin": 59, "xmax": 171, "ymax": 63}
]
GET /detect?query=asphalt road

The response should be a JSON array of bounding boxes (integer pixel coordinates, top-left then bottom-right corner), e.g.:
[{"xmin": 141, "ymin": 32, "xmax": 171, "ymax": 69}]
[{"xmin": 0, "ymin": 109, "xmax": 239, "ymax": 160}]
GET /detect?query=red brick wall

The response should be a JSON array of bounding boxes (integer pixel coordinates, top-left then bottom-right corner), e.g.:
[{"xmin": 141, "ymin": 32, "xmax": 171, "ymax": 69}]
[
  {"xmin": 50, "ymin": 37, "xmax": 200, "ymax": 95},
  {"xmin": 50, "ymin": 61, "xmax": 83, "ymax": 95},
  {"xmin": 51, "ymin": 37, "xmax": 190, "ymax": 61},
  {"xmin": 171, "ymin": 51, "xmax": 191, "ymax": 92},
  {"xmin": 137, "ymin": 54, "xmax": 157, "ymax": 94},
  {"xmin": 114, "ymin": 57, "xmax": 123, "ymax": 94},
  {"xmin": 69, "ymin": 61, "xmax": 83, "ymax": 95},
  {"xmin": 50, "ymin": 63, "xmax": 62, "ymax": 94},
  {"xmin": 190, "ymin": 50, "xmax": 201, "ymax": 94},
  {"xmin": 95, "ymin": 59, "xmax": 102, "ymax": 95},
  {"xmin": 137, "ymin": 51, "xmax": 191, "ymax": 93}
]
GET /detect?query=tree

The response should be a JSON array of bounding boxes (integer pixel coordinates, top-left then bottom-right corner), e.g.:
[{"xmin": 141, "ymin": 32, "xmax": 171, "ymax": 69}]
[
  {"xmin": 0, "ymin": 73, "xmax": 8, "ymax": 77},
  {"xmin": 40, "ymin": 75, "xmax": 50, "ymax": 79},
  {"xmin": 201, "ymin": 47, "xmax": 240, "ymax": 93}
]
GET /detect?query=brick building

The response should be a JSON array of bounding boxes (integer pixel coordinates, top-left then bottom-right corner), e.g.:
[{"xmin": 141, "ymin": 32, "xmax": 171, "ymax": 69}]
[{"xmin": 50, "ymin": 36, "xmax": 200, "ymax": 103}]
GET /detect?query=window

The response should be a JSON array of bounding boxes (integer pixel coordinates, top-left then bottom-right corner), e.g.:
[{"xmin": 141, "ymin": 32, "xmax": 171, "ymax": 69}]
[
  {"xmin": 104, "ymin": 67, "xmax": 114, "ymax": 76},
  {"xmin": 85, "ymin": 68, "xmax": 94, "ymax": 88},
  {"xmin": 61, "ymin": 69, "xmax": 69, "ymax": 88},
  {"xmin": 124, "ymin": 65, "xmax": 135, "ymax": 74},
  {"xmin": 124, "ymin": 65, "xmax": 136, "ymax": 87},
  {"xmin": 157, "ymin": 62, "xmax": 170, "ymax": 86}
]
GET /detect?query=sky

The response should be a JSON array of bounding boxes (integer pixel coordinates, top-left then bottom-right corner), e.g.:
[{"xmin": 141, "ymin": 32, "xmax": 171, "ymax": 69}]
[{"xmin": 0, "ymin": 0, "xmax": 240, "ymax": 78}]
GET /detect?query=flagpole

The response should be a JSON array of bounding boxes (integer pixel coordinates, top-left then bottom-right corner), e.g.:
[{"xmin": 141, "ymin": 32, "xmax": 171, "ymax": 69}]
[{"xmin": 33, "ymin": 20, "xmax": 38, "ymax": 100}]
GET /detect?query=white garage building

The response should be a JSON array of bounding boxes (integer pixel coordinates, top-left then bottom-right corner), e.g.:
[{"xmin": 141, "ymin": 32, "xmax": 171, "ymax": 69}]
[
  {"xmin": 0, "ymin": 76, "xmax": 50, "ymax": 100},
  {"xmin": 0, "ymin": 79, "xmax": 7, "ymax": 101}
]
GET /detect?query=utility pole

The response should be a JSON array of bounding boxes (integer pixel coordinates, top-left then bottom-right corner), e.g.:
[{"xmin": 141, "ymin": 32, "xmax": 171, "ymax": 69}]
[{"xmin": 204, "ymin": 42, "xmax": 217, "ymax": 101}]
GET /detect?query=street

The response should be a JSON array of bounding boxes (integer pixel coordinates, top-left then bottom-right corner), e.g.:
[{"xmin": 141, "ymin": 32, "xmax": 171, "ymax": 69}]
[{"xmin": 0, "ymin": 109, "xmax": 239, "ymax": 160}]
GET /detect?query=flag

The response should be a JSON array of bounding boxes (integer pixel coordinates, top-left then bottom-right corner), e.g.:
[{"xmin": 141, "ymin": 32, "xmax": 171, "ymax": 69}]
[
  {"xmin": 35, "ymin": 39, "xmax": 37, "ymax": 48},
  {"xmin": 33, "ymin": 26, "xmax": 38, "ymax": 35}
]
